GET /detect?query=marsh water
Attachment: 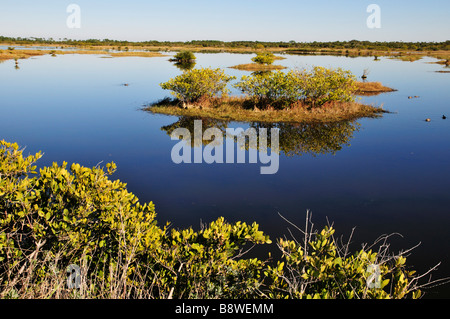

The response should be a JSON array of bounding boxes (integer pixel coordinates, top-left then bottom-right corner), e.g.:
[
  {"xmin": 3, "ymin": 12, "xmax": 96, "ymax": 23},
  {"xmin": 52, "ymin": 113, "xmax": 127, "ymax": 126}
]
[{"xmin": 1, "ymin": 51, "xmax": 450, "ymax": 297}]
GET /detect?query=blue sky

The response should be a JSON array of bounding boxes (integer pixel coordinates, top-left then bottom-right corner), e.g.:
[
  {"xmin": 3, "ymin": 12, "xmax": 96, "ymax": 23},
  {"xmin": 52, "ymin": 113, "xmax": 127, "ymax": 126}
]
[{"xmin": 0, "ymin": 0, "xmax": 449, "ymax": 42}]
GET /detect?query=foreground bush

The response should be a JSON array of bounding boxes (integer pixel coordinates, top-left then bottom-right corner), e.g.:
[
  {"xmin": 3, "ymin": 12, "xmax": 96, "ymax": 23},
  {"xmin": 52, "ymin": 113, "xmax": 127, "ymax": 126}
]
[
  {"xmin": 0, "ymin": 140, "xmax": 440, "ymax": 299},
  {"xmin": 160, "ymin": 67, "xmax": 236, "ymax": 105},
  {"xmin": 266, "ymin": 218, "xmax": 423, "ymax": 299}
]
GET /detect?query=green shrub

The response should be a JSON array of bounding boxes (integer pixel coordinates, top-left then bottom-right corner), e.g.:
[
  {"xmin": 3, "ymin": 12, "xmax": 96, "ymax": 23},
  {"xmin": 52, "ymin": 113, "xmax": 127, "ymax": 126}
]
[
  {"xmin": 0, "ymin": 140, "xmax": 270, "ymax": 298},
  {"xmin": 233, "ymin": 71, "xmax": 300, "ymax": 108},
  {"xmin": 234, "ymin": 67, "xmax": 357, "ymax": 108},
  {"xmin": 0, "ymin": 140, "xmax": 432, "ymax": 299},
  {"xmin": 252, "ymin": 52, "xmax": 275, "ymax": 65},
  {"xmin": 171, "ymin": 50, "xmax": 196, "ymax": 63},
  {"xmin": 266, "ymin": 224, "xmax": 422, "ymax": 299},
  {"xmin": 0, "ymin": 140, "xmax": 162, "ymax": 294},
  {"xmin": 301, "ymin": 66, "xmax": 357, "ymax": 107},
  {"xmin": 160, "ymin": 67, "xmax": 236, "ymax": 104}
]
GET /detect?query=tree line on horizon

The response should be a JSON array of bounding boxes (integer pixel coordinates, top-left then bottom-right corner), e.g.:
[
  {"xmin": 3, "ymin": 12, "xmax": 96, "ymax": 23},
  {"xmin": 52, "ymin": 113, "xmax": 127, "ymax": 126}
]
[{"xmin": 1, "ymin": 36, "xmax": 449, "ymax": 52}]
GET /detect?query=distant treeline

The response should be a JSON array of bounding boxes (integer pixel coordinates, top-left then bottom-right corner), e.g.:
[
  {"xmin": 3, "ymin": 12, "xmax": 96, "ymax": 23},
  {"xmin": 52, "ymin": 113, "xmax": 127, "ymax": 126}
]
[{"xmin": 1, "ymin": 36, "xmax": 449, "ymax": 51}]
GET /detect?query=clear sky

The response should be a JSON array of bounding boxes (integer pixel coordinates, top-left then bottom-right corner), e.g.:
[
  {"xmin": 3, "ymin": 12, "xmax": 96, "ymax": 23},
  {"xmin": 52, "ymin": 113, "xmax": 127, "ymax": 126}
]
[{"xmin": 1, "ymin": 0, "xmax": 449, "ymax": 42}]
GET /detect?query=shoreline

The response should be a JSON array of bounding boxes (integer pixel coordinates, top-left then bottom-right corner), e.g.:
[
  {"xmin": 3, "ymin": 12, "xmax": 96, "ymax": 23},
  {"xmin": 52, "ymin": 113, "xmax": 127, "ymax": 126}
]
[
  {"xmin": 1, "ymin": 41, "xmax": 449, "ymax": 62},
  {"xmin": 144, "ymin": 96, "xmax": 389, "ymax": 124},
  {"xmin": 0, "ymin": 48, "xmax": 168, "ymax": 61}
]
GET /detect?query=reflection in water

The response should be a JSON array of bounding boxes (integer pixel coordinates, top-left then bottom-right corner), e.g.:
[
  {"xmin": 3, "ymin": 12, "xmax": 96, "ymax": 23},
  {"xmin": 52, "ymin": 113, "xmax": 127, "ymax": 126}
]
[
  {"xmin": 174, "ymin": 61, "xmax": 196, "ymax": 71},
  {"xmin": 161, "ymin": 116, "xmax": 360, "ymax": 157}
]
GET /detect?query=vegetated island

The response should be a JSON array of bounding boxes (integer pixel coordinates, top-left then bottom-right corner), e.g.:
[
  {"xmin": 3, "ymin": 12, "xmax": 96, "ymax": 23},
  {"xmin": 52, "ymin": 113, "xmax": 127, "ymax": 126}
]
[
  {"xmin": 145, "ymin": 67, "xmax": 394, "ymax": 124},
  {"xmin": 229, "ymin": 63, "xmax": 286, "ymax": 71},
  {"xmin": 229, "ymin": 52, "xmax": 287, "ymax": 71}
]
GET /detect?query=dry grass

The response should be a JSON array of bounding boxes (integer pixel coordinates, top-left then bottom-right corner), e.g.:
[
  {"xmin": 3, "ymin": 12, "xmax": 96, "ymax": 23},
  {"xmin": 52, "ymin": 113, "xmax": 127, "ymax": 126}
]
[
  {"xmin": 0, "ymin": 223, "xmax": 156, "ymax": 299},
  {"xmin": 145, "ymin": 96, "xmax": 387, "ymax": 124},
  {"xmin": 55, "ymin": 50, "xmax": 168, "ymax": 58},
  {"xmin": 354, "ymin": 81, "xmax": 396, "ymax": 96},
  {"xmin": 108, "ymin": 51, "xmax": 168, "ymax": 58},
  {"xmin": 0, "ymin": 49, "xmax": 47, "ymax": 61},
  {"xmin": 389, "ymin": 55, "xmax": 425, "ymax": 62},
  {"xmin": 0, "ymin": 48, "xmax": 167, "ymax": 61},
  {"xmin": 229, "ymin": 63, "xmax": 287, "ymax": 71}
]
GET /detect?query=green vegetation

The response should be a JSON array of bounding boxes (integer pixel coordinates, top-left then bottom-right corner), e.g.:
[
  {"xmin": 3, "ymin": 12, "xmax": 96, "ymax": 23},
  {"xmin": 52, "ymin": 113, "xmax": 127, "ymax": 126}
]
[
  {"xmin": 170, "ymin": 50, "xmax": 196, "ymax": 63},
  {"xmin": 1, "ymin": 140, "xmax": 440, "ymax": 298},
  {"xmin": 159, "ymin": 68, "xmax": 236, "ymax": 106},
  {"xmin": 169, "ymin": 51, "xmax": 197, "ymax": 71},
  {"xmin": 235, "ymin": 67, "xmax": 357, "ymax": 108},
  {"xmin": 252, "ymin": 52, "xmax": 276, "ymax": 65}
]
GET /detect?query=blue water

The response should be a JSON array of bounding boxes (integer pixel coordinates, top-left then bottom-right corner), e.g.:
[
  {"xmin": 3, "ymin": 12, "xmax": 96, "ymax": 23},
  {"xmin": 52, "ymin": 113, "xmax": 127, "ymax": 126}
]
[{"xmin": 1, "ymin": 52, "xmax": 450, "ymax": 297}]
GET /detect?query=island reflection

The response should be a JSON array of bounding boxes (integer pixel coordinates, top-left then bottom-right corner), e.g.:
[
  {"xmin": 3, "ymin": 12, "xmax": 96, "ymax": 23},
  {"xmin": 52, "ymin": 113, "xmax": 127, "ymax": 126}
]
[{"xmin": 160, "ymin": 116, "xmax": 360, "ymax": 157}]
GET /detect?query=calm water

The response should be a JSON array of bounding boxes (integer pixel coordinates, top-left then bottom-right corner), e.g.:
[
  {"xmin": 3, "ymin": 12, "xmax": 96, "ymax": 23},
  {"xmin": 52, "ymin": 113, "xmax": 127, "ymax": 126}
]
[{"xmin": 1, "ymin": 52, "xmax": 450, "ymax": 297}]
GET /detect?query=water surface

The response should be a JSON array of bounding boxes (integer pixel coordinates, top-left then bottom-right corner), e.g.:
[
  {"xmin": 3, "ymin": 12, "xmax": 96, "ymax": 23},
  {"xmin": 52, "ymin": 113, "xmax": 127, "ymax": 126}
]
[{"xmin": 1, "ymin": 52, "xmax": 449, "ymax": 297}]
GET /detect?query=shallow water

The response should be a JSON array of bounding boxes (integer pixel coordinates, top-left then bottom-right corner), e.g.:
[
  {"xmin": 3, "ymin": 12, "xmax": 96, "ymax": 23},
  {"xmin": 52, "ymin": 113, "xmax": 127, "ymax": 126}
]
[{"xmin": 1, "ymin": 52, "xmax": 450, "ymax": 297}]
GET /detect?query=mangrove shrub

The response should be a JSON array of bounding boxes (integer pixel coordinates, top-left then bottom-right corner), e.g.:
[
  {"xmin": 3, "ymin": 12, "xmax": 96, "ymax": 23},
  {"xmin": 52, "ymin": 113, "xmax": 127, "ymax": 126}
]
[
  {"xmin": 234, "ymin": 67, "xmax": 357, "ymax": 108},
  {"xmin": 0, "ymin": 140, "xmax": 270, "ymax": 298},
  {"xmin": 160, "ymin": 67, "xmax": 236, "ymax": 104},
  {"xmin": 0, "ymin": 140, "xmax": 429, "ymax": 299}
]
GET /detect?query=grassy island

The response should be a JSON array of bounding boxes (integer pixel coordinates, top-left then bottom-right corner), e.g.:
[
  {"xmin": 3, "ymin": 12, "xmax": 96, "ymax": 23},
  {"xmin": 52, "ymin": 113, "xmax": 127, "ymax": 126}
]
[
  {"xmin": 354, "ymin": 81, "xmax": 396, "ymax": 95},
  {"xmin": 146, "ymin": 67, "xmax": 391, "ymax": 123},
  {"xmin": 146, "ymin": 97, "xmax": 386, "ymax": 123},
  {"xmin": 229, "ymin": 63, "xmax": 287, "ymax": 71},
  {"xmin": 230, "ymin": 52, "xmax": 287, "ymax": 71}
]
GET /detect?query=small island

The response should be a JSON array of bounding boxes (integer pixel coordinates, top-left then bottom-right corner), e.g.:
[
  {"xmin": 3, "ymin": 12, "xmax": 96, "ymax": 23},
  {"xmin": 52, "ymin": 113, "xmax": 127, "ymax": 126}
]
[
  {"xmin": 354, "ymin": 81, "xmax": 396, "ymax": 95},
  {"xmin": 145, "ymin": 67, "xmax": 393, "ymax": 123},
  {"xmin": 229, "ymin": 63, "xmax": 286, "ymax": 71},
  {"xmin": 229, "ymin": 52, "xmax": 287, "ymax": 71}
]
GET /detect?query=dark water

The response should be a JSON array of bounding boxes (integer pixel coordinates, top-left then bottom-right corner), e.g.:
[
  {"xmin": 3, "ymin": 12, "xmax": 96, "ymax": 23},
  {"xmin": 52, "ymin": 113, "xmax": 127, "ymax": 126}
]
[{"xmin": 1, "ymin": 52, "xmax": 450, "ymax": 298}]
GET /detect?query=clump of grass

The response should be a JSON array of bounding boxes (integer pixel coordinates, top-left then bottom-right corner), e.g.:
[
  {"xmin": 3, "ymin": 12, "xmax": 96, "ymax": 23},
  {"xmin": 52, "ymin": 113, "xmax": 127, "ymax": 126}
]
[
  {"xmin": 354, "ymin": 81, "xmax": 396, "ymax": 95},
  {"xmin": 229, "ymin": 63, "xmax": 287, "ymax": 71},
  {"xmin": 389, "ymin": 55, "xmax": 424, "ymax": 62}
]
